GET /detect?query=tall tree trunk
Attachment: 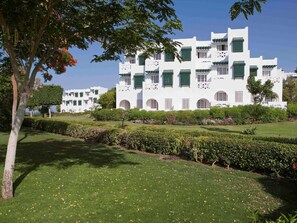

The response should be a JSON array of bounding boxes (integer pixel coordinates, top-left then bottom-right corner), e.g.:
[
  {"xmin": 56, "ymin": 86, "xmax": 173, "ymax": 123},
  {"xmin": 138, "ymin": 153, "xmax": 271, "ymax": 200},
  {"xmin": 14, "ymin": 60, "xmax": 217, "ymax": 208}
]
[
  {"xmin": 48, "ymin": 106, "xmax": 51, "ymax": 118},
  {"xmin": 2, "ymin": 92, "xmax": 28, "ymax": 199}
]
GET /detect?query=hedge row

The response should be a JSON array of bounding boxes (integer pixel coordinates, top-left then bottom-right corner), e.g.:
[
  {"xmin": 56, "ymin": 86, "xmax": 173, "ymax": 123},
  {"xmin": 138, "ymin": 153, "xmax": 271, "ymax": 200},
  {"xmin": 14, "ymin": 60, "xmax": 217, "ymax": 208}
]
[
  {"xmin": 91, "ymin": 105, "xmax": 288, "ymax": 125},
  {"xmin": 23, "ymin": 118, "xmax": 297, "ymax": 178}
]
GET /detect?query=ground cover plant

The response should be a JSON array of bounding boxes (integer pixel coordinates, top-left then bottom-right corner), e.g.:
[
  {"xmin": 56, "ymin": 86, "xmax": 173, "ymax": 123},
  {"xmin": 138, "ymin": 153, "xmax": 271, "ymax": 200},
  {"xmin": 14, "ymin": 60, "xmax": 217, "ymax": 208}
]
[{"xmin": 0, "ymin": 130, "xmax": 296, "ymax": 222}]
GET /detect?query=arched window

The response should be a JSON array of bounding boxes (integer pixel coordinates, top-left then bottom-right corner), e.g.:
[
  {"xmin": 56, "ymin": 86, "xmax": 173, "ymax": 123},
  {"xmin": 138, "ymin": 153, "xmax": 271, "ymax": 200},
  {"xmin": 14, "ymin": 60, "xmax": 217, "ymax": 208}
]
[
  {"xmin": 146, "ymin": 99, "xmax": 158, "ymax": 110},
  {"xmin": 214, "ymin": 91, "xmax": 228, "ymax": 101},
  {"xmin": 119, "ymin": 100, "xmax": 131, "ymax": 110},
  {"xmin": 197, "ymin": 99, "xmax": 211, "ymax": 109}
]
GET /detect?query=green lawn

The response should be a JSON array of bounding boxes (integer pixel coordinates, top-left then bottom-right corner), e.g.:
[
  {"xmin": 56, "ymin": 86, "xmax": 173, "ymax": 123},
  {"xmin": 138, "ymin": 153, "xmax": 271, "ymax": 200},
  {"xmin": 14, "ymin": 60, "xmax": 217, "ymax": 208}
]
[
  {"xmin": 0, "ymin": 130, "xmax": 296, "ymax": 222},
  {"xmin": 49, "ymin": 114, "xmax": 297, "ymax": 138}
]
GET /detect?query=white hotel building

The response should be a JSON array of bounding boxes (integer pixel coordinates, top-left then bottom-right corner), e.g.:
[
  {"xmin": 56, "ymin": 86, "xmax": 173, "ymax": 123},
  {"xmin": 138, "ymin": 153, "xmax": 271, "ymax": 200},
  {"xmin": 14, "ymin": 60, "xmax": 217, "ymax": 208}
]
[
  {"xmin": 116, "ymin": 27, "xmax": 287, "ymax": 111},
  {"xmin": 61, "ymin": 86, "xmax": 108, "ymax": 113}
]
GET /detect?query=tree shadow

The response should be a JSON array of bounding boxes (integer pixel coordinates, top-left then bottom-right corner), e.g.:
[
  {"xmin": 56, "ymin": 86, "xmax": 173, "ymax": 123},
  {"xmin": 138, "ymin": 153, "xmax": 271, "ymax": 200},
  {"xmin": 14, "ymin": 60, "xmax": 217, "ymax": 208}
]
[
  {"xmin": 0, "ymin": 135, "xmax": 139, "ymax": 196},
  {"xmin": 257, "ymin": 177, "xmax": 297, "ymax": 220},
  {"xmin": 201, "ymin": 126, "xmax": 243, "ymax": 134}
]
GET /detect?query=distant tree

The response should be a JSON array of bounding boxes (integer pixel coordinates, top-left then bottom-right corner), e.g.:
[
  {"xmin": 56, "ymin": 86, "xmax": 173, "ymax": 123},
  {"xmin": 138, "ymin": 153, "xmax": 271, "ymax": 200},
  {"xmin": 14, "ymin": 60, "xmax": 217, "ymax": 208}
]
[
  {"xmin": 283, "ymin": 78, "xmax": 297, "ymax": 104},
  {"xmin": 247, "ymin": 75, "xmax": 277, "ymax": 105},
  {"xmin": 97, "ymin": 88, "xmax": 116, "ymax": 109},
  {"xmin": 230, "ymin": 0, "xmax": 266, "ymax": 20},
  {"xmin": 28, "ymin": 85, "xmax": 63, "ymax": 118}
]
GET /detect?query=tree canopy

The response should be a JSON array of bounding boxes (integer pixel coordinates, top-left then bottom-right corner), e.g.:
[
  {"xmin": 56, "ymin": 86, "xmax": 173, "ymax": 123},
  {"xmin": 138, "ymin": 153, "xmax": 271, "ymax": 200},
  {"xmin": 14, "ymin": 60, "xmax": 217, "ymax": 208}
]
[
  {"xmin": 247, "ymin": 75, "xmax": 277, "ymax": 105},
  {"xmin": 283, "ymin": 78, "xmax": 297, "ymax": 104},
  {"xmin": 97, "ymin": 88, "xmax": 116, "ymax": 109},
  {"xmin": 230, "ymin": 0, "xmax": 266, "ymax": 20}
]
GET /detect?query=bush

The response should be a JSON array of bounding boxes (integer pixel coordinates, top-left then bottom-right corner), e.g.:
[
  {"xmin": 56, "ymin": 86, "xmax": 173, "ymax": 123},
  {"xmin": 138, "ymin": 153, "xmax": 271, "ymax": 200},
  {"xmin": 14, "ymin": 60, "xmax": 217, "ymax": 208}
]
[
  {"xmin": 209, "ymin": 106, "xmax": 225, "ymax": 119},
  {"xmin": 91, "ymin": 109, "xmax": 124, "ymax": 121},
  {"xmin": 287, "ymin": 103, "xmax": 297, "ymax": 118},
  {"xmin": 24, "ymin": 118, "xmax": 297, "ymax": 178}
]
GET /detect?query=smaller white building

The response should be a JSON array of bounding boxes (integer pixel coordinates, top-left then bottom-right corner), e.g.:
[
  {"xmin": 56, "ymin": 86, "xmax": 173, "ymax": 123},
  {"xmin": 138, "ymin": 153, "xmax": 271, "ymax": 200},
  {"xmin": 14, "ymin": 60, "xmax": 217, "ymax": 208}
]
[{"xmin": 61, "ymin": 86, "xmax": 108, "ymax": 113}]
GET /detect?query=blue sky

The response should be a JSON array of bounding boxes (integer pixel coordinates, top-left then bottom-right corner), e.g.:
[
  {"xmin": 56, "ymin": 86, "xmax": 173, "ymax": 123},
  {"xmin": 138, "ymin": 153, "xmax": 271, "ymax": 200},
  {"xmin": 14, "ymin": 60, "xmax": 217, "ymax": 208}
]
[{"xmin": 50, "ymin": 0, "xmax": 297, "ymax": 90}]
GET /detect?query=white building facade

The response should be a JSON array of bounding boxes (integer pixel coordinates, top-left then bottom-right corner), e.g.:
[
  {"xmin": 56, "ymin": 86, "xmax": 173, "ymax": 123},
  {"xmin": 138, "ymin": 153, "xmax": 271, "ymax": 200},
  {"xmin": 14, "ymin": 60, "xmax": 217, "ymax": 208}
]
[
  {"xmin": 61, "ymin": 86, "xmax": 108, "ymax": 113},
  {"xmin": 116, "ymin": 27, "xmax": 287, "ymax": 111}
]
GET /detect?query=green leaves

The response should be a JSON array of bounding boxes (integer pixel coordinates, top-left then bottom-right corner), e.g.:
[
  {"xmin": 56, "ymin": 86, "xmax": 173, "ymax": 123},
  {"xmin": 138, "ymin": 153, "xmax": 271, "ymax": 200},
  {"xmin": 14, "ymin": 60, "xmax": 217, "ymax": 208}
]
[
  {"xmin": 247, "ymin": 75, "xmax": 277, "ymax": 105},
  {"xmin": 230, "ymin": 0, "xmax": 266, "ymax": 20},
  {"xmin": 97, "ymin": 88, "xmax": 116, "ymax": 109},
  {"xmin": 28, "ymin": 85, "xmax": 63, "ymax": 107}
]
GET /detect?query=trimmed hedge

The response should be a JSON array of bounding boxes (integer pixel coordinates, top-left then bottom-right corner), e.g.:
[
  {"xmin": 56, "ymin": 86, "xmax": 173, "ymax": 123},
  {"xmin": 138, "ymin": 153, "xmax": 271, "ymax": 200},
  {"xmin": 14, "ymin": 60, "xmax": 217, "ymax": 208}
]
[
  {"xmin": 91, "ymin": 105, "xmax": 288, "ymax": 125},
  {"xmin": 288, "ymin": 103, "xmax": 297, "ymax": 118},
  {"xmin": 23, "ymin": 118, "xmax": 297, "ymax": 178}
]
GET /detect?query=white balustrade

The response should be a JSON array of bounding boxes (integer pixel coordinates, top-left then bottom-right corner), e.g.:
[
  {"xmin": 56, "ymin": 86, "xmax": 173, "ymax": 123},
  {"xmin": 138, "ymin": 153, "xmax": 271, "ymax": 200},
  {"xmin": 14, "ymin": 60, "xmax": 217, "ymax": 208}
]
[
  {"xmin": 216, "ymin": 51, "xmax": 228, "ymax": 59},
  {"xmin": 145, "ymin": 60, "xmax": 159, "ymax": 72},
  {"xmin": 144, "ymin": 83, "xmax": 159, "ymax": 90},
  {"xmin": 197, "ymin": 82, "xmax": 210, "ymax": 89},
  {"xmin": 118, "ymin": 85, "xmax": 131, "ymax": 92}
]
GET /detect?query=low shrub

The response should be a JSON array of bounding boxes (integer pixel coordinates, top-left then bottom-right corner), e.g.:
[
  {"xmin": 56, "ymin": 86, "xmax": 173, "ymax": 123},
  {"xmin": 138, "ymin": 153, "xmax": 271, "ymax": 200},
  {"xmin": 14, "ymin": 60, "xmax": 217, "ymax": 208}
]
[
  {"xmin": 24, "ymin": 118, "xmax": 297, "ymax": 178},
  {"xmin": 287, "ymin": 103, "xmax": 297, "ymax": 118},
  {"xmin": 91, "ymin": 109, "xmax": 124, "ymax": 121}
]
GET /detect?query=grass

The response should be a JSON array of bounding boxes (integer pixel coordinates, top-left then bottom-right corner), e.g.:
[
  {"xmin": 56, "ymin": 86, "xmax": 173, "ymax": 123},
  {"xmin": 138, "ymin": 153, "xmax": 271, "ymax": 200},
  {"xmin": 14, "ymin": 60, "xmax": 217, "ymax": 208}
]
[
  {"xmin": 0, "ymin": 130, "xmax": 297, "ymax": 222},
  {"xmin": 48, "ymin": 113, "xmax": 297, "ymax": 138}
]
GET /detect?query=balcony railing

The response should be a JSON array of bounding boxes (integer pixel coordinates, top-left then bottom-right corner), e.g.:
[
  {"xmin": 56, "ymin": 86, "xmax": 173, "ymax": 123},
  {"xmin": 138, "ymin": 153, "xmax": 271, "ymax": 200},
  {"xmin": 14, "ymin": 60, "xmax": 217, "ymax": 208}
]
[
  {"xmin": 144, "ymin": 83, "xmax": 159, "ymax": 90},
  {"xmin": 216, "ymin": 51, "xmax": 228, "ymax": 60},
  {"xmin": 197, "ymin": 82, "xmax": 210, "ymax": 89},
  {"xmin": 145, "ymin": 59, "xmax": 159, "ymax": 72},
  {"xmin": 117, "ymin": 85, "xmax": 131, "ymax": 92},
  {"xmin": 119, "ymin": 63, "xmax": 131, "ymax": 74}
]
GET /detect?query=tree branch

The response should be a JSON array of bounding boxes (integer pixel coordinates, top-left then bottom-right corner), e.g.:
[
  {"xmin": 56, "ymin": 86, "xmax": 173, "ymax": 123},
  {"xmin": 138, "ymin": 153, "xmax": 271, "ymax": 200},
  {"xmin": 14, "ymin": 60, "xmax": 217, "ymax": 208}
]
[{"xmin": 25, "ymin": 0, "xmax": 55, "ymax": 83}]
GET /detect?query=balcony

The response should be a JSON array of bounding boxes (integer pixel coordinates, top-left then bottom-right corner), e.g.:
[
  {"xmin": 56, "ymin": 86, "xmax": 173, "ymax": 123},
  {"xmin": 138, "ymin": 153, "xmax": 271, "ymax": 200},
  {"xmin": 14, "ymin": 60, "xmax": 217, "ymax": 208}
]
[
  {"xmin": 144, "ymin": 83, "xmax": 159, "ymax": 90},
  {"xmin": 216, "ymin": 51, "xmax": 228, "ymax": 60},
  {"xmin": 117, "ymin": 85, "xmax": 131, "ymax": 92},
  {"xmin": 145, "ymin": 59, "xmax": 159, "ymax": 72},
  {"xmin": 197, "ymin": 82, "xmax": 210, "ymax": 89},
  {"xmin": 119, "ymin": 63, "xmax": 131, "ymax": 75}
]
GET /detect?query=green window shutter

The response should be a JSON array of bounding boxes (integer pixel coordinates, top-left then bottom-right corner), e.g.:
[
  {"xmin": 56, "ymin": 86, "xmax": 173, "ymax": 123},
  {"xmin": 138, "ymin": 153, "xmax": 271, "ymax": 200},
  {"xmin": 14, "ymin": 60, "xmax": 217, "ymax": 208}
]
[
  {"xmin": 134, "ymin": 75, "xmax": 144, "ymax": 89},
  {"xmin": 250, "ymin": 67, "xmax": 258, "ymax": 77},
  {"xmin": 73, "ymin": 100, "xmax": 77, "ymax": 106},
  {"xmin": 139, "ymin": 55, "xmax": 145, "ymax": 65},
  {"xmin": 75, "ymin": 93, "xmax": 78, "ymax": 97},
  {"xmin": 165, "ymin": 51, "xmax": 175, "ymax": 62},
  {"xmin": 163, "ymin": 71, "xmax": 173, "ymax": 87},
  {"xmin": 181, "ymin": 48, "xmax": 192, "ymax": 61},
  {"xmin": 95, "ymin": 90, "xmax": 98, "ymax": 95},
  {"xmin": 232, "ymin": 38, "xmax": 244, "ymax": 53},
  {"xmin": 233, "ymin": 62, "xmax": 245, "ymax": 78},
  {"xmin": 180, "ymin": 71, "xmax": 190, "ymax": 86},
  {"xmin": 78, "ymin": 100, "xmax": 82, "ymax": 106},
  {"xmin": 80, "ymin": 92, "xmax": 83, "ymax": 97}
]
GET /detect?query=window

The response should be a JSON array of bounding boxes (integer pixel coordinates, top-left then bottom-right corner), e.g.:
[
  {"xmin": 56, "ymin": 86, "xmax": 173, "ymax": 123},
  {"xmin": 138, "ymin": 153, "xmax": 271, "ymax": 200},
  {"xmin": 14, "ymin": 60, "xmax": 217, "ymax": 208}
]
[
  {"xmin": 164, "ymin": 51, "xmax": 174, "ymax": 62},
  {"xmin": 73, "ymin": 100, "xmax": 77, "ymax": 106},
  {"xmin": 78, "ymin": 100, "xmax": 82, "ymax": 106},
  {"xmin": 217, "ymin": 67, "xmax": 228, "ymax": 75},
  {"xmin": 138, "ymin": 55, "xmax": 145, "ymax": 65},
  {"xmin": 232, "ymin": 38, "xmax": 244, "ymax": 53},
  {"xmin": 147, "ymin": 99, "xmax": 158, "ymax": 109},
  {"xmin": 233, "ymin": 61, "xmax": 245, "ymax": 79},
  {"xmin": 66, "ymin": 101, "xmax": 69, "ymax": 106},
  {"xmin": 217, "ymin": 44, "xmax": 228, "ymax": 51},
  {"xmin": 215, "ymin": 91, "xmax": 228, "ymax": 101},
  {"xmin": 262, "ymin": 70, "xmax": 271, "ymax": 76},
  {"xmin": 128, "ymin": 56, "xmax": 135, "ymax": 64},
  {"xmin": 180, "ymin": 70, "xmax": 190, "ymax": 87},
  {"xmin": 235, "ymin": 91, "xmax": 243, "ymax": 103},
  {"xmin": 124, "ymin": 77, "xmax": 131, "ymax": 85},
  {"xmin": 150, "ymin": 75, "xmax": 159, "ymax": 83},
  {"xmin": 250, "ymin": 67, "xmax": 258, "ymax": 77},
  {"xmin": 137, "ymin": 99, "xmax": 143, "ymax": 109},
  {"xmin": 182, "ymin": 98, "xmax": 189, "ymax": 110},
  {"xmin": 197, "ymin": 52, "xmax": 207, "ymax": 58},
  {"xmin": 80, "ymin": 92, "xmax": 83, "ymax": 97},
  {"xmin": 163, "ymin": 71, "xmax": 173, "ymax": 87},
  {"xmin": 197, "ymin": 74, "xmax": 207, "ymax": 82},
  {"xmin": 75, "ymin": 92, "xmax": 78, "ymax": 97},
  {"xmin": 93, "ymin": 98, "xmax": 97, "ymax": 103},
  {"xmin": 197, "ymin": 99, "xmax": 211, "ymax": 109},
  {"xmin": 153, "ymin": 53, "xmax": 161, "ymax": 60},
  {"xmin": 165, "ymin": 98, "xmax": 172, "ymax": 110},
  {"xmin": 134, "ymin": 75, "xmax": 144, "ymax": 89},
  {"xmin": 95, "ymin": 90, "xmax": 99, "ymax": 95},
  {"xmin": 181, "ymin": 48, "xmax": 192, "ymax": 61}
]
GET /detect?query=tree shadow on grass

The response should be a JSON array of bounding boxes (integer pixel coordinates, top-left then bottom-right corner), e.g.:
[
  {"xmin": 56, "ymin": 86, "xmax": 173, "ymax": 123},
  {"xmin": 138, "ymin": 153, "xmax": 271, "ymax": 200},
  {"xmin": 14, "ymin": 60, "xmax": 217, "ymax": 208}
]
[
  {"xmin": 201, "ymin": 126, "xmax": 243, "ymax": 134},
  {"xmin": 257, "ymin": 177, "xmax": 297, "ymax": 220},
  {"xmin": 0, "ymin": 134, "xmax": 139, "ymax": 196}
]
